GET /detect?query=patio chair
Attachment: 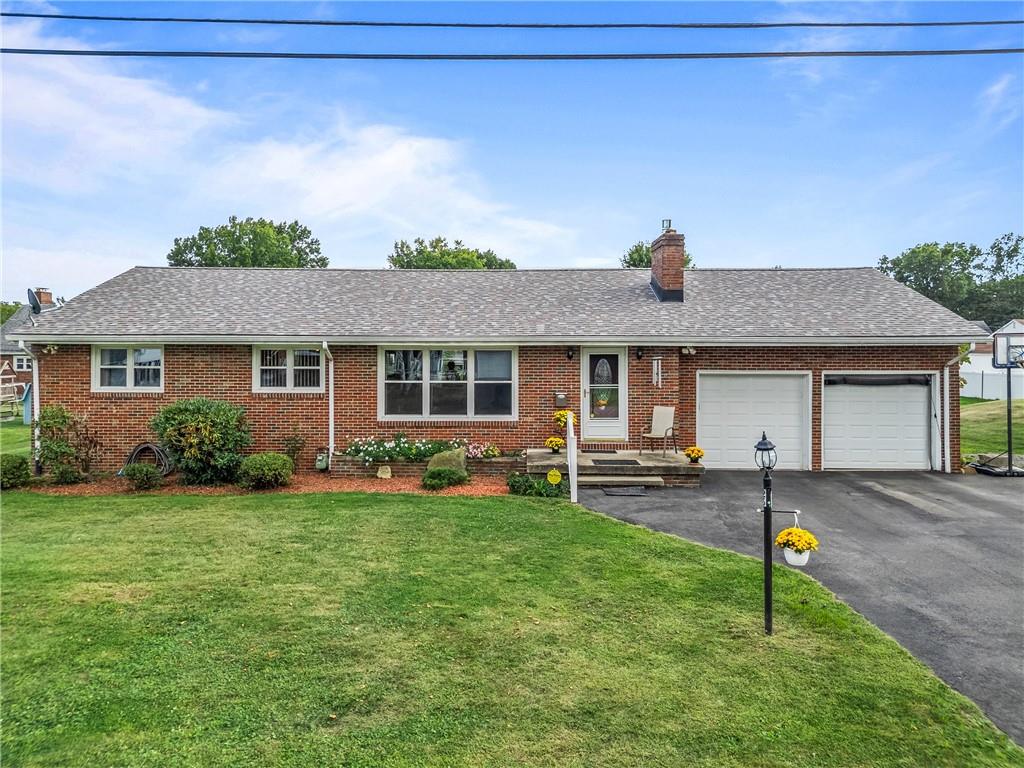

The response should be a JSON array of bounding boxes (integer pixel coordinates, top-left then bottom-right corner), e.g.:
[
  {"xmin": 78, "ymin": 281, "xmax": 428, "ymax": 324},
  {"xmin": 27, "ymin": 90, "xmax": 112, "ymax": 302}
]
[{"xmin": 640, "ymin": 405, "xmax": 678, "ymax": 456}]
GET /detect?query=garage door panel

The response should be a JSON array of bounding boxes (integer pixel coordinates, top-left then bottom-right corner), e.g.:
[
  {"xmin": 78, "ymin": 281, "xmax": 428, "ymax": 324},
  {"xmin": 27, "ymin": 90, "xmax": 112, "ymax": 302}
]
[
  {"xmin": 823, "ymin": 382, "xmax": 931, "ymax": 470},
  {"xmin": 698, "ymin": 374, "xmax": 808, "ymax": 470}
]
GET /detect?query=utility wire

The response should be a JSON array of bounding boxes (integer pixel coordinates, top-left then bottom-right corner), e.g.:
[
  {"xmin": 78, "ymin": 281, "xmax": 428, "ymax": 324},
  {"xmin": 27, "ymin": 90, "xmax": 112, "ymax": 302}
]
[
  {"xmin": 3, "ymin": 11, "xmax": 1023, "ymax": 30},
  {"xmin": 2, "ymin": 47, "xmax": 1022, "ymax": 60}
]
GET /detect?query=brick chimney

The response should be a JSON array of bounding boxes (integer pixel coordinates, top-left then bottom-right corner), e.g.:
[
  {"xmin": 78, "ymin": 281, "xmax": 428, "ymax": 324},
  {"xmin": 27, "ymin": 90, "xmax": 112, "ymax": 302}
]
[
  {"xmin": 650, "ymin": 225, "xmax": 685, "ymax": 302},
  {"xmin": 34, "ymin": 288, "xmax": 53, "ymax": 305}
]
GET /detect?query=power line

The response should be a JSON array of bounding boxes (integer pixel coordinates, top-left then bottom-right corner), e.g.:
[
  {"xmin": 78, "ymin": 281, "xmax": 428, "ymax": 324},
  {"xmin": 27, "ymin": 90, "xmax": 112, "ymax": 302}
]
[
  {"xmin": 2, "ymin": 47, "xmax": 1022, "ymax": 61},
  {"xmin": 3, "ymin": 11, "xmax": 1023, "ymax": 30}
]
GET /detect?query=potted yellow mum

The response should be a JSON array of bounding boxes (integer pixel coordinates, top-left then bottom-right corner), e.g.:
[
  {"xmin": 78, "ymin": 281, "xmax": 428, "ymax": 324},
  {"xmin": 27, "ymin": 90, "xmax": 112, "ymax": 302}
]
[
  {"xmin": 683, "ymin": 446, "xmax": 704, "ymax": 464},
  {"xmin": 774, "ymin": 527, "xmax": 819, "ymax": 567},
  {"xmin": 545, "ymin": 436, "xmax": 566, "ymax": 454}
]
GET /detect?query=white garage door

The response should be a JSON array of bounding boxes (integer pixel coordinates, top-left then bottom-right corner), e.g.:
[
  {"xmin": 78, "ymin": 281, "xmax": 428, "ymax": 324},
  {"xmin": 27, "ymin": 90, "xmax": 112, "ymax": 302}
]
[
  {"xmin": 823, "ymin": 375, "xmax": 932, "ymax": 470},
  {"xmin": 697, "ymin": 373, "xmax": 809, "ymax": 469}
]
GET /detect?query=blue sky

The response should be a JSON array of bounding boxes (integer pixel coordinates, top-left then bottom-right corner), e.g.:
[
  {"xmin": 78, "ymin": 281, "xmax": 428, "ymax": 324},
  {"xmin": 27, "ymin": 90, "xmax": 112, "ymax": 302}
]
[{"xmin": 2, "ymin": 1, "xmax": 1022, "ymax": 301}]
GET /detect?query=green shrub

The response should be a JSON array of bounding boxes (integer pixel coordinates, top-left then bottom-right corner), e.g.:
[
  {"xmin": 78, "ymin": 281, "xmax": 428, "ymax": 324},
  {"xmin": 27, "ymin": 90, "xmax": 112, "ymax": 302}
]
[
  {"xmin": 151, "ymin": 398, "xmax": 252, "ymax": 484},
  {"xmin": 52, "ymin": 463, "xmax": 85, "ymax": 485},
  {"xmin": 506, "ymin": 471, "xmax": 569, "ymax": 498},
  {"xmin": 422, "ymin": 467, "xmax": 470, "ymax": 491},
  {"xmin": 0, "ymin": 454, "xmax": 31, "ymax": 489},
  {"xmin": 123, "ymin": 463, "xmax": 163, "ymax": 491},
  {"xmin": 35, "ymin": 405, "xmax": 100, "ymax": 477},
  {"xmin": 237, "ymin": 452, "xmax": 293, "ymax": 490}
]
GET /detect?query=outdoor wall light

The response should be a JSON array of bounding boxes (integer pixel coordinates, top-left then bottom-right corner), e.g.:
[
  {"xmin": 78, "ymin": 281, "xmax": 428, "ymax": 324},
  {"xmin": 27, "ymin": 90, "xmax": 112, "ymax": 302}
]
[
  {"xmin": 636, "ymin": 348, "xmax": 644, "ymax": 360},
  {"xmin": 754, "ymin": 431, "xmax": 778, "ymax": 472},
  {"xmin": 566, "ymin": 347, "xmax": 575, "ymax": 361}
]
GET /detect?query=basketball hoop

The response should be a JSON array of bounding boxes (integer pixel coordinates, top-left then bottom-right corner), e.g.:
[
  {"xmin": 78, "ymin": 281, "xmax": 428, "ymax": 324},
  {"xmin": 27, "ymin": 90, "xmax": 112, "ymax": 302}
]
[
  {"xmin": 976, "ymin": 331, "xmax": 1024, "ymax": 478},
  {"xmin": 992, "ymin": 331, "xmax": 1024, "ymax": 370}
]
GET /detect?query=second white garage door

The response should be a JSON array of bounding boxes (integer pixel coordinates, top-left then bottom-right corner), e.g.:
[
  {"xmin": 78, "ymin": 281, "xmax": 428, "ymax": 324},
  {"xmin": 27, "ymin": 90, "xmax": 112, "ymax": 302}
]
[
  {"xmin": 697, "ymin": 373, "xmax": 809, "ymax": 469},
  {"xmin": 823, "ymin": 375, "xmax": 933, "ymax": 470}
]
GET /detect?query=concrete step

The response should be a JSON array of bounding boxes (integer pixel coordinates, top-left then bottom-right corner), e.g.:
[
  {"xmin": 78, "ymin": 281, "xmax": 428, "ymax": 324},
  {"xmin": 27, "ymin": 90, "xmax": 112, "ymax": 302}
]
[{"xmin": 577, "ymin": 475, "xmax": 665, "ymax": 487}]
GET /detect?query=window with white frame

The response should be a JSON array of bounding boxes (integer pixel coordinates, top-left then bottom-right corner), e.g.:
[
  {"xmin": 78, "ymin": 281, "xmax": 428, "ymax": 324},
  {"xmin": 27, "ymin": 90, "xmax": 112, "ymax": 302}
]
[
  {"xmin": 13, "ymin": 356, "xmax": 32, "ymax": 371},
  {"xmin": 380, "ymin": 348, "xmax": 515, "ymax": 418},
  {"xmin": 91, "ymin": 346, "xmax": 163, "ymax": 391},
  {"xmin": 253, "ymin": 347, "xmax": 323, "ymax": 392}
]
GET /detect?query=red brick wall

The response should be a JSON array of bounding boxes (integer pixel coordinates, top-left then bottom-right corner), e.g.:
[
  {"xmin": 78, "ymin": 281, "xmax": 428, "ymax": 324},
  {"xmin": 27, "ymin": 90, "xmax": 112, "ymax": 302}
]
[
  {"xmin": 36, "ymin": 345, "xmax": 328, "ymax": 471},
  {"xmin": 678, "ymin": 346, "xmax": 960, "ymax": 471},
  {"xmin": 34, "ymin": 342, "xmax": 961, "ymax": 472},
  {"xmin": 333, "ymin": 345, "xmax": 580, "ymax": 449}
]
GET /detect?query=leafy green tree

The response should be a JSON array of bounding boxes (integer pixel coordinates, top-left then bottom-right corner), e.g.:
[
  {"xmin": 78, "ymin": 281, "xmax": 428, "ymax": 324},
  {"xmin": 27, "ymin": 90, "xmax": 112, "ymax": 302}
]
[
  {"xmin": 619, "ymin": 240, "xmax": 693, "ymax": 268},
  {"xmin": 878, "ymin": 234, "xmax": 1023, "ymax": 329},
  {"xmin": 167, "ymin": 216, "xmax": 326, "ymax": 268},
  {"xmin": 388, "ymin": 237, "xmax": 515, "ymax": 270},
  {"xmin": 1, "ymin": 302, "xmax": 20, "ymax": 325}
]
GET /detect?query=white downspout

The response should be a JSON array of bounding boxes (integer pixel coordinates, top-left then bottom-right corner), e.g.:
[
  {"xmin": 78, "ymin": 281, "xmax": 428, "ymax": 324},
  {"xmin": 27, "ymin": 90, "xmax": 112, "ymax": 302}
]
[
  {"xmin": 322, "ymin": 341, "xmax": 334, "ymax": 467},
  {"xmin": 20, "ymin": 341, "xmax": 41, "ymax": 471},
  {"xmin": 942, "ymin": 347, "xmax": 971, "ymax": 474}
]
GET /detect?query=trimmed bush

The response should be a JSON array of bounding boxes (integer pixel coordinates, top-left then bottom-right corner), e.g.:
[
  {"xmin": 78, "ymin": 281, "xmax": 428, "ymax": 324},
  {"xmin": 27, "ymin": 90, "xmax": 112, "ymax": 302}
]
[
  {"xmin": 35, "ymin": 405, "xmax": 100, "ymax": 477},
  {"xmin": 0, "ymin": 454, "xmax": 31, "ymax": 489},
  {"xmin": 124, "ymin": 463, "xmax": 163, "ymax": 491},
  {"xmin": 52, "ymin": 463, "xmax": 85, "ymax": 485},
  {"xmin": 151, "ymin": 398, "xmax": 252, "ymax": 485},
  {"xmin": 506, "ymin": 471, "xmax": 569, "ymax": 498},
  {"xmin": 422, "ymin": 467, "xmax": 470, "ymax": 491},
  {"xmin": 237, "ymin": 452, "xmax": 293, "ymax": 490}
]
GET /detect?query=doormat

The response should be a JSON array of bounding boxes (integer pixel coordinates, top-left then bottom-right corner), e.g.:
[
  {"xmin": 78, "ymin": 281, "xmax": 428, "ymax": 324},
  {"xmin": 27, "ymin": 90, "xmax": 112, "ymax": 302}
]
[
  {"xmin": 602, "ymin": 486, "xmax": 647, "ymax": 496},
  {"xmin": 593, "ymin": 459, "xmax": 641, "ymax": 466},
  {"xmin": 581, "ymin": 449, "xmax": 617, "ymax": 454}
]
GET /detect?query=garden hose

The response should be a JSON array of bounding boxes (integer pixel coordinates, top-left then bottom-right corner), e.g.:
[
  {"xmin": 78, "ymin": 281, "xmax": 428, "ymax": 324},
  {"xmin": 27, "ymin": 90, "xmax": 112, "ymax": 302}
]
[{"xmin": 118, "ymin": 442, "xmax": 173, "ymax": 476}]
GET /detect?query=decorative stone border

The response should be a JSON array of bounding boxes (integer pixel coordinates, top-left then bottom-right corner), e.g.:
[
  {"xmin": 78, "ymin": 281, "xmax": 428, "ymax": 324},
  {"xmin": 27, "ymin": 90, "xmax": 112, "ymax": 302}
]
[{"xmin": 331, "ymin": 454, "xmax": 526, "ymax": 478}]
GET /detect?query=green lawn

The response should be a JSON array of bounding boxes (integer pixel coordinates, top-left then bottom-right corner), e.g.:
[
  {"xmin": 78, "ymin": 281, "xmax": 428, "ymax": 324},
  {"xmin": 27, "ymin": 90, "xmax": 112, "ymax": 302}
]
[
  {"xmin": 0, "ymin": 420, "xmax": 31, "ymax": 457},
  {"xmin": 2, "ymin": 492, "xmax": 1020, "ymax": 767},
  {"xmin": 960, "ymin": 397, "xmax": 1024, "ymax": 457}
]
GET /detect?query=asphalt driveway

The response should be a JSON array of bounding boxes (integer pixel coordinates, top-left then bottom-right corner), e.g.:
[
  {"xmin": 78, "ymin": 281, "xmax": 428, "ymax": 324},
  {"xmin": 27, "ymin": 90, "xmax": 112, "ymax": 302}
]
[{"xmin": 581, "ymin": 471, "xmax": 1024, "ymax": 743}]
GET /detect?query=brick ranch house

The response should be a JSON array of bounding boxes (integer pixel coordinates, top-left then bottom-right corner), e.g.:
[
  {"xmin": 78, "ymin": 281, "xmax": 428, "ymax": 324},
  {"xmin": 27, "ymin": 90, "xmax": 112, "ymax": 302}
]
[{"xmin": 8, "ymin": 227, "xmax": 987, "ymax": 473}]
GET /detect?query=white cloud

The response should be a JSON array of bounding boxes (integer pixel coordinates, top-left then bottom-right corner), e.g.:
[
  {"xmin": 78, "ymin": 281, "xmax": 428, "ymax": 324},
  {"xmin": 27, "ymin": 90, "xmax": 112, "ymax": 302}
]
[
  {"xmin": 1, "ymin": 21, "xmax": 574, "ymax": 299},
  {"xmin": 977, "ymin": 73, "xmax": 1022, "ymax": 134}
]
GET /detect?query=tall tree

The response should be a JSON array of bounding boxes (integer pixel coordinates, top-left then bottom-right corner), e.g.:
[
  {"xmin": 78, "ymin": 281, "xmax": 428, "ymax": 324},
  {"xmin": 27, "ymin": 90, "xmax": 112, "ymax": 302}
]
[
  {"xmin": 619, "ymin": 240, "xmax": 693, "ymax": 268},
  {"xmin": 1, "ymin": 302, "xmax": 21, "ymax": 325},
  {"xmin": 167, "ymin": 216, "xmax": 326, "ymax": 268},
  {"xmin": 878, "ymin": 234, "xmax": 1023, "ymax": 329},
  {"xmin": 388, "ymin": 237, "xmax": 515, "ymax": 269}
]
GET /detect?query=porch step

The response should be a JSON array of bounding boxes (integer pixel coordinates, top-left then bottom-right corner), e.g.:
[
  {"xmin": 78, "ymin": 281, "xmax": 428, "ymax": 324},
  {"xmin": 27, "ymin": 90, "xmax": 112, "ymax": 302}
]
[{"xmin": 577, "ymin": 475, "xmax": 665, "ymax": 487}]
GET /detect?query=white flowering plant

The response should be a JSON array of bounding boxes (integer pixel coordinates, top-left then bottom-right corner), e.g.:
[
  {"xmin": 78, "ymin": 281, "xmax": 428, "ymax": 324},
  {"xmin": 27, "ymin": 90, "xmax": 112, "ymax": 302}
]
[{"xmin": 342, "ymin": 434, "xmax": 464, "ymax": 465}]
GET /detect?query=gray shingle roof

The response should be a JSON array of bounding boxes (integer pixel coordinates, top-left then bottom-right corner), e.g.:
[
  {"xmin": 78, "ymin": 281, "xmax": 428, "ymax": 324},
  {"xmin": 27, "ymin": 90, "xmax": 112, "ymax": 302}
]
[
  {"xmin": 7, "ymin": 266, "xmax": 987, "ymax": 344},
  {"xmin": 1, "ymin": 304, "xmax": 34, "ymax": 354}
]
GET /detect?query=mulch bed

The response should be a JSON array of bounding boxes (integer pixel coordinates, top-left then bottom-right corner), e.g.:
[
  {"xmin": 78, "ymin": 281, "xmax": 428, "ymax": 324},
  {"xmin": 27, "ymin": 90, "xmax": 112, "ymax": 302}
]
[{"xmin": 26, "ymin": 472, "xmax": 509, "ymax": 498}]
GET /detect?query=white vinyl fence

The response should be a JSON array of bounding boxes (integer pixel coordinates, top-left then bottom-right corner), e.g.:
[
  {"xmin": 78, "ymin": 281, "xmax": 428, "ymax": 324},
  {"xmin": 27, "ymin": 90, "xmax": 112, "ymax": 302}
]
[{"xmin": 961, "ymin": 370, "xmax": 1023, "ymax": 400}]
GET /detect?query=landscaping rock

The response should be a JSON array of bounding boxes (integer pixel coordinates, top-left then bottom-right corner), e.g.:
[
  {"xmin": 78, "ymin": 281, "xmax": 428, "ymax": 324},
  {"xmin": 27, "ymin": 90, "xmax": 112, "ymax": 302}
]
[{"xmin": 427, "ymin": 447, "xmax": 466, "ymax": 473}]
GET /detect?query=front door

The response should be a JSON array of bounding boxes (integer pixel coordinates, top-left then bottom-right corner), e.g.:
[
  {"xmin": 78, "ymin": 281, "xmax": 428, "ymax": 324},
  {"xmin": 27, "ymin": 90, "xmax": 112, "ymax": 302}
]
[{"xmin": 582, "ymin": 347, "xmax": 627, "ymax": 440}]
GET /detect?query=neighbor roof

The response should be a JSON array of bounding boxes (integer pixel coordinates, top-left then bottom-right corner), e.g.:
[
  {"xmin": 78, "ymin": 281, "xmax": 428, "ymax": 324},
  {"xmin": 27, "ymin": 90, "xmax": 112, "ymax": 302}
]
[
  {"xmin": 1, "ymin": 304, "xmax": 35, "ymax": 354},
  {"xmin": 6, "ymin": 266, "xmax": 987, "ymax": 345}
]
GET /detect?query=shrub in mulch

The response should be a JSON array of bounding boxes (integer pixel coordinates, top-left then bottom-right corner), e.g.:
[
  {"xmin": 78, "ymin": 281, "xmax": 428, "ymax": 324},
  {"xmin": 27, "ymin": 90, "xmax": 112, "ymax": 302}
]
[
  {"xmin": 123, "ymin": 463, "xmax": 164, "ymax": 491},
  {"xmin": 237, "ymin": 452, "xmax": 293, "ymax": 490}
]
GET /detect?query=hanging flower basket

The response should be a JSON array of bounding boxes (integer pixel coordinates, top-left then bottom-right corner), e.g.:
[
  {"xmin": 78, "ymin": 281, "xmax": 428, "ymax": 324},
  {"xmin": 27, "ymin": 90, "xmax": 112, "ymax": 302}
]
[{"xmin": 774, "ymin": 527, "xmax": 819, "ymax": 567}]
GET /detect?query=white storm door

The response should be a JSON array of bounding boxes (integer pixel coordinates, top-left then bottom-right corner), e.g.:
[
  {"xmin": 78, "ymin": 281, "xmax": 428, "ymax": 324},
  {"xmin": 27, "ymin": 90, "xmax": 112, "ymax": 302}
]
[{"xmin": 582, "ymin": 347, "xmax": 627, "ymax": 440}]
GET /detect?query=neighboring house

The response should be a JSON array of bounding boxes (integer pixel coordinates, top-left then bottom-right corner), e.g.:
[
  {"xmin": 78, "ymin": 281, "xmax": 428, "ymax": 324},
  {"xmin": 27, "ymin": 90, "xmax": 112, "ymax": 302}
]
[
  {"xmin": 961, "ymin": 318, "xmax": 1024, "ymax": 400},
  {"xmin": 8, "ymin": 227, "xmax": 987, "ymax": 473},
  {"xmin": 0, "ymin": 288, "xmax": 56, "ymax": 388}
]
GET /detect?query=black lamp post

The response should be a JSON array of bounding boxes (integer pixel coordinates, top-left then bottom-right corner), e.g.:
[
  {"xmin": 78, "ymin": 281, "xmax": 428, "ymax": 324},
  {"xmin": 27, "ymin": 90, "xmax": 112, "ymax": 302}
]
[{"xmin": 754, "ymin": 431, "xmax": 778, "ymax": 635}]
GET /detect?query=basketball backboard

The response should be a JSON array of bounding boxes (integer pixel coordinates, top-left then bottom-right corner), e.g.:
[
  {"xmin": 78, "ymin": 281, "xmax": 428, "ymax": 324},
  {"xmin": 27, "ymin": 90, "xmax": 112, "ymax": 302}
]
[{"xmin": 992, "ymin": 331, "xmax": 1024, "ymax": 369}]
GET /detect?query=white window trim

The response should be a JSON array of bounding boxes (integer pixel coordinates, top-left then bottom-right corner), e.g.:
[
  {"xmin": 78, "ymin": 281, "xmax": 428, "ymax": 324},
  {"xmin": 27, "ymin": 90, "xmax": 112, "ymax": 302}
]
[
  {"xmin": 13, "ymin": 356, "xmax": 32, "ymax": 371},
  {"xmin": 90, "ymin": 345, "xmax": 165, "ymax": 393},
  {"xmin": 251, "ymin": 346, "xmax": 326, "ymax": 393},
  {"xmin": 377, "ymin": 346, "xmax": 518, "ymax": 421}
]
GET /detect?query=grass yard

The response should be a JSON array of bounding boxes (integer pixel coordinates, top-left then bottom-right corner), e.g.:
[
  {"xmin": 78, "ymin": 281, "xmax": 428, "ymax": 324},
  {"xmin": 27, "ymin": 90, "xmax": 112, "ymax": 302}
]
[
  {"xmin": 960, "ymin": 397, "xmax": 1024, "ymax": 457},
  {"xmin": 2, "ymin": 492, "xmax": 1021, "ymax": 767},
  {"xmin": 0, "ymin": 420, "xmax": 31, "ymax": 456}
]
